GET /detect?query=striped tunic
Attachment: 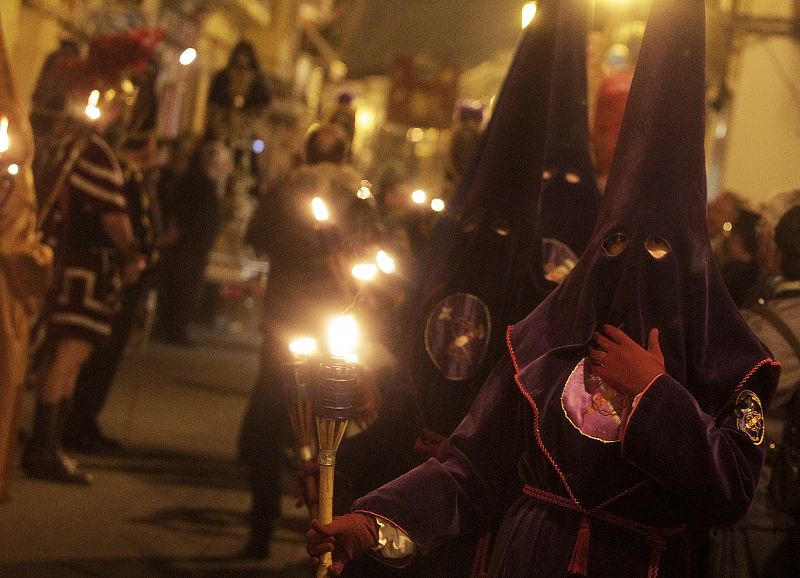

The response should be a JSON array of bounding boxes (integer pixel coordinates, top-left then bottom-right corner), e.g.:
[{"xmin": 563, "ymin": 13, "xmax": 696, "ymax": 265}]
[{"xmin": 47, "ymin": 133, "xmax": 130, "ymax": 344}]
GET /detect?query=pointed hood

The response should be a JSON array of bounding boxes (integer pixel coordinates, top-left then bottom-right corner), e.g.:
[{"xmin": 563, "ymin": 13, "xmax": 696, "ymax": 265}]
[
  {"xmin": 509, "ymin": 0, "xmax": 777, "ymax": 418},
  {"xmin": 539, "ymin": 0, "xmax": 601, "ymax": 266},
  {"xmin": 406, "ymin": 0, "xmax": 561, "ymax": 434},
  {"xmin": 452, "ymin": 0, "xmax": 558, "ymax": 243}
]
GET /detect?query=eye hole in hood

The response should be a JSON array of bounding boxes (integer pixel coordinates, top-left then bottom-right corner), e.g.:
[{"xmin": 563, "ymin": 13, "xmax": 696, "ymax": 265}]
[
  {"xmin": 602, "ymin": 232, "xmax": 628, "ymax": 257},
  {"xmin": 645, "ymin": 236, "xmax": 672, "ymax": 259}
]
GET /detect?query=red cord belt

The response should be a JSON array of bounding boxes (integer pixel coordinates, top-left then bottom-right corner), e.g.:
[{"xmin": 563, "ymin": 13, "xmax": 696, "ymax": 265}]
[{"xmin": 522, "ymin": 484, "xmax": 686, "ymax": 578}]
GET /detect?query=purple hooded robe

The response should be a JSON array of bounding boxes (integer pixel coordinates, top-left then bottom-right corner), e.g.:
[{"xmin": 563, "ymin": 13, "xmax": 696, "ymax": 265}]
[{"xmin": 353, "ymin": 0, "xmax": 780, "ymax": 576}]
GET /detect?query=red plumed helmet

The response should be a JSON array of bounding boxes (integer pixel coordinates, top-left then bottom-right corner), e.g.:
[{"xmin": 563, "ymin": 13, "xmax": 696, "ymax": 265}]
[
  {"xmin": 86, "ymin": 27, "xmax": 165, "ymax": 77},
  {"xmin": 60, "ymin": 27, "xmax": 165, "ymax": 90}
]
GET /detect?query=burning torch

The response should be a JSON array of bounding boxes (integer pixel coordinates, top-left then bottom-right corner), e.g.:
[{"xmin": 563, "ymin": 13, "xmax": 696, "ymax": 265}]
[
  {"xmin": 283, "ymin": 337, "xmax": 319, "ymax": 518},
  {"xmin": 314, "ymin": 316, "xmax": 358, "ymax": 578},
  {"xmin": 284, "ymin": 337, "xmax": 318, "ymax": 463}
]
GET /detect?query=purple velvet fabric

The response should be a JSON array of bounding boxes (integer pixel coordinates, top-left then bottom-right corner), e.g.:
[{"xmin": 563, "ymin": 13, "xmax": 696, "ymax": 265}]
[{"xmin": 354, "ymin": 0, "xmax": 780, "ymax": 575}]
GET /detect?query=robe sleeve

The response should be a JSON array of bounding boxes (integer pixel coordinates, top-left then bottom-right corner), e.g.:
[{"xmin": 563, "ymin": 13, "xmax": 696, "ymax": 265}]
[
  {"xmin": 621, "ymin": 367, "xmax": 777, "ymax": 525},
  {"xmin": 353, "ymin": 355, "xmax": 524, "ymax": 550}
]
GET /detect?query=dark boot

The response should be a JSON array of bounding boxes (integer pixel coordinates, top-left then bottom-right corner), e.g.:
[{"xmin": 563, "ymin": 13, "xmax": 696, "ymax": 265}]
[
  {"xmin": 236, "ymin": 520, "xmax": 273, "ymax": 560},
  {"xmin": 63, "ymin": 412, "xmax": 121, "ymax": 453},
  {"xmin": 21, "ymin": 401, "xmax": 93, "ymax": 485}
]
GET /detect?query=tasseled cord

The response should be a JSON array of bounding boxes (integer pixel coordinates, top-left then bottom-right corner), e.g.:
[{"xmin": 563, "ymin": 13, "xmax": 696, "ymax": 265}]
[{"xmin": 567, "ymin": 514, "xmax": 591, "ymax": 576}]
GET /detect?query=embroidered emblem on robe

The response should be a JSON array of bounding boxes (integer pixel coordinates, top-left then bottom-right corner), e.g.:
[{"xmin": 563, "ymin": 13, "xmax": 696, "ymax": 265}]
[
  {"xmin": 424, "ymin": 293, "xmax": 491, "ymax": 381},
  {"xmin": 561, "ymin": 358, "xmax": 632, "ymax": 442},
  {"xmin": 735, "ymin": 389, "xmax": 765, "ymax": 445}
]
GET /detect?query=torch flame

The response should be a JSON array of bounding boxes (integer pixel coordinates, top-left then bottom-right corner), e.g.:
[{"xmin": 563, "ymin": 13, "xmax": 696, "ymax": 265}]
[
  {"xmin": 522, "ymin": 2, "xmax": 538, "ymax": 28},
  {"xmin": 328, "ymin": 315, "xmax": 358, "ymax": 360},
  {"xmin": 289, "ymin": 337, "xmax": 318, "ymax": 358},
  {"xmin": 352, "ymin": 263, "xmax": 378, "ymax": 281}
]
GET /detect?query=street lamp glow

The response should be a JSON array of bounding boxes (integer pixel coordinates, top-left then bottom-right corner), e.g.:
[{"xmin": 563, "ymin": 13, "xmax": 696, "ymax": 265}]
[
  {"xmin": 328, "ymin": 315, "xmax": 358, "ymax": 359},
  {"xmin": 356, "ymin": 109, "xmax": 375, "ymax": 132},
  {"xmin": 407, "ymin": 127, "xmax": 425, "ymax": 142},
  {"xmin": 522, "ymin": 2, "xmax": 538, "ymax": 28},
  {"xmin": 376, "ymin": 250, "xmax": 395, "ymax": 274},
  {"xmin": 289, "ymin": 337, "xmax": 318, "ymax": 358},
  {"xmin": 329, "ymin": 60, "xmax": 348, "ymax": 82},
  {"xmin": 311, "ymin": 197, "xmax": 329, "ymax": 221},
  {"xmin": 179, "ymin": 47, "xmax": 197, "ymax": 65},
  {"xmin": 411, "ymin": 189, "xmax": 427, "ymax": 204},
  {"xmin": 352, "ymin": 263, "xmax": 378, "ymax": 281},
  {"xmin": 431, "ymin": 198, "xmax": 445, "ymax": 212}
]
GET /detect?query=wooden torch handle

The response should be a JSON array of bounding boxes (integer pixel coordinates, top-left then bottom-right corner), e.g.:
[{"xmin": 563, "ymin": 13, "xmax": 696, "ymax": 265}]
[{"xmin": 316, "ymin": 463, "xmax": 335, "ymax": 578}]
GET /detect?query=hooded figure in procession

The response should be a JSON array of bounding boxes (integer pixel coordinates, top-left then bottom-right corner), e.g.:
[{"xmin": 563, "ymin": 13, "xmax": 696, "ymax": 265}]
[
  {"xmin": 326, "ymin": 0, "xmax": 601, "ymax": 575},
  {"xmin": 306, "ymin": 0, "xmax": 781, "ymax": 575}
]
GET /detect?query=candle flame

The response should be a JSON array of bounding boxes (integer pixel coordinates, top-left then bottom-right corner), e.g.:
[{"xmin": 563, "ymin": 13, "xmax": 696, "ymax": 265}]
[
  {"xmin": 180, "ymin": 48, "xmax": 197, "ymax": 66},
  {"xmin": 376, "ymin": 250, "xmax": 395, "ymax": 274},
  {"xmin": 312, "ymin": 197, "xmax": 329, "ymax": 221},
  {"xmin": 0, "ymin": 117, "xmax": 9, "ymax": 153},
  {"xmin": 411, "ymin": 189, "xmax": 427, "ymax": 204},
  {"xmin": 85, "ymin": 90, "xmax": 101, "ymax": 120}
]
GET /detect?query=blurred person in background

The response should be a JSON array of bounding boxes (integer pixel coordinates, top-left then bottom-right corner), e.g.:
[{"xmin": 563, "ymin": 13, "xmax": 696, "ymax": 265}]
[
  {"xmin": 708, "ymin": 203, "xmax": 800, "ymax": 577},
  {"xmin": 327, "ymin": 91, "xmax": 357, "ymax": 147},
  {"xmin": 592, "ymin": 42, "xmax": 634, "ymax": 188},
  {"xmin": 443, "ymin": 100, "xmax": 484, "ymax": 198},
  {"xmin": 707, "ymin": 191, "xmax": 763, "ymax": 306},
  {"xmin": 206, "ymin": 40, "xmax": 271, "ymax": 197},
  {"xmin": 154, "ymin": 134, "xmax": 197, "ymax": 248},
  {"xmin": 28, "ymin": 37, "xmax": 81, "ymax": 140},
  {"xmin": 206, "ymin": 40, "xmax": 272, "ymax": 138},
  {"xmin": 707, "ymin": 190, "xmax": 747, "ymax": 265},
  {"xmin": 239, "ymin": 123, "xmax": 380, "ymax": 559},
  {"xmin": 719, "ymin": 208, "xmax": 762, "ymax": 307},
  {"xmin": 155, "ymin": 140, "xmax": 231, "ymax": 345},
  {"xmin": 22, "ymin": 29, "xmax": 159, "ymax": 484},
  {"xmin": 63, "ymin": 62, "xmax": 163, "ymax": 452},
  {"xmin": 753, "ymin": 189, "xmax": 800, "ymax": 299}
]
